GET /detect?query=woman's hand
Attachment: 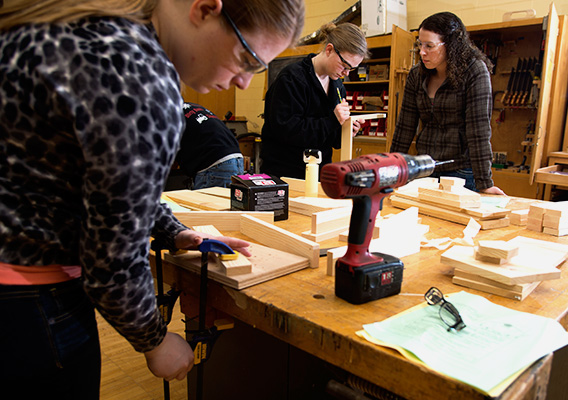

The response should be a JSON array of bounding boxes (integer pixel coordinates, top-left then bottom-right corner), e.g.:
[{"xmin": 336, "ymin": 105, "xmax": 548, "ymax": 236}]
[
  {"xmin": 144, "ymin": 332, "xmax": 194, "ymax": 381},
  {"xmin": 479, "ymin": 186, "xmax": 506, "ymax": 195},
  {"xmin": 334, "ymin": 100, "xmax": 351, "ymax": 125},
  {"xmin": 352, "ymin": 119, "xmax": 364, "ymax": 137},
  {"xmin": 174, "ymin": 229, "xmax": 252, "ymax": 257}
]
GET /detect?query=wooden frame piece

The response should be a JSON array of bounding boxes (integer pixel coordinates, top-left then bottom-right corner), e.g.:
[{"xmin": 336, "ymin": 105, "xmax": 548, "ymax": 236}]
[
  {"xmin": 340, "ymin": 113, "xmax": 385, "ymax": 161},
  {"xmin": 240, "ymin": 215, "xmax": 320, "ymax": 268},
  {"xmin": 174, "ymin": 211, "xmax": 274, "ymax": 231}
]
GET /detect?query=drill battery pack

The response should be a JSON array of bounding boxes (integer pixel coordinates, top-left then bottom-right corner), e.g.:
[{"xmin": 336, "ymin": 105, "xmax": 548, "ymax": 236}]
[{"xmin": 335, "ymin": 252, "xmax": 403, "ymax": 304}]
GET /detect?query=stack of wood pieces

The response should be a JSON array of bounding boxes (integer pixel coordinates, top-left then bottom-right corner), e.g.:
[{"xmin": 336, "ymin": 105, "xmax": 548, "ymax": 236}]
[
  {"xmin": 441, "ymin": 236, "xmax": 568, "ymax": 300},
  {"xmin": 510, "ymin": 209, "xmax": 529, "ymax": 226},
  {"xmin": 527, "ymin": 202, "xmax": 568, "ymax": 236},
  {"xmin": 390, "ymin": 177, "xmax": 510, "ymax": 230}
]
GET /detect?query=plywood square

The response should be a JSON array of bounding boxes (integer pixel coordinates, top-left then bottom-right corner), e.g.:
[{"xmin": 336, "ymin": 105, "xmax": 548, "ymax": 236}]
[{"xmin": 163, "ymin": 242, "xmax": 309, "ymax": 289}]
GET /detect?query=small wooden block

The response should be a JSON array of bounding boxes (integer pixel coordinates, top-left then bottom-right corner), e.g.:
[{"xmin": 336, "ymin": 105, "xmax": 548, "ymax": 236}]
[
  {"xmin": 474, "ymin": 249, "xmax": 507, "ymax": 265},
  {"xmin": 439, "ymin": 177, "xmax": 466, "ymax": 187},
  {"xmin": 528, "ymin": 203, "xmax": 548, "ymax": 219},
  {"xmin": 543, "ymin": 214, "xmax": 568, "ymax": 229},
  {"xmin": 544, "ymin": 202, "xmax": 568, "ymax": 218},
  {"xmin": 526, "ymin": 218, "xmax": 543, "ymax": 232},
  {"xmin": 216, "ymin": 251, "xmax": 252, "ymax": 276},
  {"xmin": 477, "ymin": 240, "xmax": 519, "ymax": 260},
  {"xmin": 543, "ymin": 227, "xmax": 568, "ymax": 237},
  {"xmin": 510, "ymin": 209, "xmax": 529, "ymax": 226}
]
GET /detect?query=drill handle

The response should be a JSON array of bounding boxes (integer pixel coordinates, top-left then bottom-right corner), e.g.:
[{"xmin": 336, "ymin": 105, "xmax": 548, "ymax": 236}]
[{"xmin": 343, "ymin": 193, "xmax": 385, "ymax": 265}]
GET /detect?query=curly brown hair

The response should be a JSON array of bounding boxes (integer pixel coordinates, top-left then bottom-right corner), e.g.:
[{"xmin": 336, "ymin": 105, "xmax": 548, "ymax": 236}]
[{"xmin": 418, "ymin": 12, "xmax": 493, "ymax": 88}]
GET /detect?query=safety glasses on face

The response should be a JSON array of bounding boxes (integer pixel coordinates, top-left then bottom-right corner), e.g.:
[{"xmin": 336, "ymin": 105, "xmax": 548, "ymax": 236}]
[
  {"xmin": 221, "ymin": 9, "xmax": 268, "ymax": 74},
  {"xmin": 425, "ymin": 287, "xmax": 466, "ymax": 332},
  {"xmin": 333, "ymin": 47, "xmax": 357, "ymax": 72},
  {"xmin": 414, "ymin": 40, "xmax": 445, "ymax": 52}
]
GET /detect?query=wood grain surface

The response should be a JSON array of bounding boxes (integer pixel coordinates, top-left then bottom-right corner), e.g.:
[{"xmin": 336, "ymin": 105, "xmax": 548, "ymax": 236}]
[{"xmin": 151, "ymin": 194, "xmax": 568, "ymax": 400}]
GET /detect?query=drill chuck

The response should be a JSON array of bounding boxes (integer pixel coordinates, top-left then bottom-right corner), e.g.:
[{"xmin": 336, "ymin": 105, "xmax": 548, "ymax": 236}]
[{"xmin": 402, "ymin": 154, "xmax": 436, "ymax": 182}]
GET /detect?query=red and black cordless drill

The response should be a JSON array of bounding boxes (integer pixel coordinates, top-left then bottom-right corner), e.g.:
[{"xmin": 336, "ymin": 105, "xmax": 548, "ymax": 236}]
[{"xmin": 320, "ymin": 153, "xmax": 436, "ymax": 304}]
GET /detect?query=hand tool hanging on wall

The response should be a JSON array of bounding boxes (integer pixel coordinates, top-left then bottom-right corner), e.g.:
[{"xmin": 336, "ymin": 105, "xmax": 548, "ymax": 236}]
[{"xmin": 510, "ymin": 58, "xmax": 527, "ymax": 105}]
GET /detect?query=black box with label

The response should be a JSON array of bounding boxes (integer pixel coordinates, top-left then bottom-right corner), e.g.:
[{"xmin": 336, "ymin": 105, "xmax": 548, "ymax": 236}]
[{"xmin": 230, "ymin": 174, "xmax": 288, "ymax": 221}]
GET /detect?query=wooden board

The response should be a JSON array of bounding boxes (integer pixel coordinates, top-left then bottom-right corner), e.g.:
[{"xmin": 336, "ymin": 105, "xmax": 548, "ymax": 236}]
[
  {"xmin": 452, "ymin": 269, "xmax": 539, "ymax": 301},
  {"xmin": 173, "ymin": 210, "xmax": 274, "ymax": 231},
  {"xmin": 163, "ymin": 242, "xmax": 309, "ymax": 289},
  {"xmin": 396, "ymin": 185, "xmax": 509, "ymax": 220},
  {"xmin": 166, "ymin": 189, "xmax": 231, "ymax": 211},
  {"xmin": 441, "ymin": 236, "xmax": 567, "ymax": 285},
  {"xmin": 240, "ymin": 214, "xmax": 320, "ymax": 268},
  {"xmin": 194, "ymin": 187, "xmax": 231, "ymax": 199},
  {"xmin": 311, "ymin": 207, "xmax": 352, "ymax": 234},
  {"xmin": 281, "ymin": 177, "xmax": 326, "ymax": 197},
  {"xmin": 390, "ymin": 195, "xmax": 510, "ymax": 229},
  {"xmin": 289, "ymin": 197, "xmax": 352, "ymax": 216}
]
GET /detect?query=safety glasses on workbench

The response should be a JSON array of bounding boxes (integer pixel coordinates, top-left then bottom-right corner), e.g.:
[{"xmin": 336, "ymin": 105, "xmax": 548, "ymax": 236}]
[{"xmin": 425, "ymin": 287, "xmax": 466, "ymax": 332}]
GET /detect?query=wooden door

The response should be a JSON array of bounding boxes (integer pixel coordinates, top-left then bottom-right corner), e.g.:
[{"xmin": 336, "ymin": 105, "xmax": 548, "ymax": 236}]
[
  {"xmin": 530, "ymin": 2, "xmax": 560, "ymax": 184},
  {"xmin": 386, "ymin": 24, "xmax": 416, "ymax": 151}
]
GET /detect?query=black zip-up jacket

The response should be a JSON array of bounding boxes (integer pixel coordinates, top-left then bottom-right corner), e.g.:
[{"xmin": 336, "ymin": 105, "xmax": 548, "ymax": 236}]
[{"xmin": 260, "ymin": 54, "xmax": 345, "ymax": 179}]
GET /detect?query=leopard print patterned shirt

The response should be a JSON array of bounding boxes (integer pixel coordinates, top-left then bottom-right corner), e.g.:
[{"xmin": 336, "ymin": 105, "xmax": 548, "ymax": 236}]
[{"xmin": 0, "ymin": 17, "xmax": 188, "ymax": 352}]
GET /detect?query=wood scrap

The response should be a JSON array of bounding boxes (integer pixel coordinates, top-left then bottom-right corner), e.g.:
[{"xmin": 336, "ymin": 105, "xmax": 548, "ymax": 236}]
[
  {"xmin": 439, "ymin": 176, "xmax": 466, "ymax": 189},
  {"xmin": 311, "ymin": 207, "xmax": 352, "ymax": 234},
  {"xmin": 477, "ymin": 240, "xmax": 519, "ymax": 260},
  {"xmin": 240, "ymin": 214, "xmax": 320, "ymax": 268},
  {"xmin": 390, "ymin": 195, "xmax": 509, "ymax": 230},
  {"xmin": 510, "ymin": 209, "xmax": 529, "ymax": 226},
  {"xmin": 215, "ymin": 252, "xmax": 253, "ymax": 276},
  {"xmin": 418, "ymin": 186, "xmax": 481, "ymax": 208},
  {"xmin": 302, "ymin": 225, "xmax": 349, "ymax": 242},
  {"xmin": 289, "ymin": 196, "xmax": 352, "ymax": 216},
  {"xmin": 452, "ymin": 269, "xmax": 539, "ymax": 301},
  {"xmin": 441, "ymin": 237, "xmax": 566, "ymax": 285}
]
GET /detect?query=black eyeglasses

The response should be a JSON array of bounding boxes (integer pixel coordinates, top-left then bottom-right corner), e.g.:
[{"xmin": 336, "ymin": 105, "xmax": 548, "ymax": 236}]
[
  {"xmin": 425, "ymin": 287, "xmax": 466, "ymax": 332},
  {"xmin": 333, "ymin": 47, "xmax": 357, "ymax": 72},
  {"xmin": 221, "ymin": 9, "xmax": 268, "ymax": 74}
]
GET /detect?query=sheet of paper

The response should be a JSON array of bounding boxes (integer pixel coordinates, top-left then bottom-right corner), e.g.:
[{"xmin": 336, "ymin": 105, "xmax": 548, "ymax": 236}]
[
  {"xmin": 362, "ymin": 291, "xmax": 568, "ymax": 395},
  {"xmin": 481, "ymin": 196, "xmax": 510, "ymax": 208}
]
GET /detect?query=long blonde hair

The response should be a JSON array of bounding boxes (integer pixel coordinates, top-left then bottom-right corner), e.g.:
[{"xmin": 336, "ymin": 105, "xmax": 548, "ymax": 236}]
[
  {"xmin": 0, "ymin": 0, "xmax": 156, "ymax": 29},
  {"xmin": 0, "ymin": 0, "xmax": 305, "ymax": 46}
]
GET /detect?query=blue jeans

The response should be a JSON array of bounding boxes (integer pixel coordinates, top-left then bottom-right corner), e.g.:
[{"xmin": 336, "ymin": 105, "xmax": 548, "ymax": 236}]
[
  {"xmin": 193, "ymin": 157, "xmax": 244, "ymax": 189},
  {"xmin": 0, "ymin": 279, "xmax": 101, "ymax": 399},
  {"xmin": 431, "ymin": 168, "xmax": 477, "ymax": 192}
]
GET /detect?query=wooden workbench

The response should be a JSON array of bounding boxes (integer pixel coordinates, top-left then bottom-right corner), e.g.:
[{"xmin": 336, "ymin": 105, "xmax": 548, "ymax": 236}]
[{"xmin": 152, "ymin": 197, "xmax": 568, "ymax": 400}]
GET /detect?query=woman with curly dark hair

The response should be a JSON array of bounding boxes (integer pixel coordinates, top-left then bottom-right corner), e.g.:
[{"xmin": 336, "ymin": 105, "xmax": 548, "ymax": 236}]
[{"xmin": 390, "ymin": 12, "xmax": 505, "ymax": 194}]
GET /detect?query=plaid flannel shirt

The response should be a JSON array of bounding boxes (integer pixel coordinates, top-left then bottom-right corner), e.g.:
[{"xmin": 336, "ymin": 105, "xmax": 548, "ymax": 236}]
[{"xmin": 390, "ymin": 59, "xmax": 494, "ymax": 190}]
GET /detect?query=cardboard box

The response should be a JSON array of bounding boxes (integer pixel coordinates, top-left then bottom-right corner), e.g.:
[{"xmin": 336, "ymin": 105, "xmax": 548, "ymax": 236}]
[
  {"xmin": 369, "ymin": 64, "xmax": 389, "ymax": 81},
  {"xmin": 230, "ymin": 174, "xmax": 288, "ymax": 220},
  {"xmin": 361, "ymin": 0, "xmax": 407, "ymax": 37}
]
